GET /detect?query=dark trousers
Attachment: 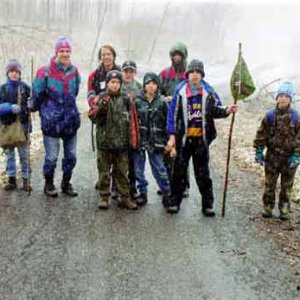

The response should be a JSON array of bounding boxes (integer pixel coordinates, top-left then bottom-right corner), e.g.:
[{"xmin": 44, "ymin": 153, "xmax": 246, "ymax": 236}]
[{"xmin": 170, "ymin": 137, "xmax": 214, "ymax": 209}]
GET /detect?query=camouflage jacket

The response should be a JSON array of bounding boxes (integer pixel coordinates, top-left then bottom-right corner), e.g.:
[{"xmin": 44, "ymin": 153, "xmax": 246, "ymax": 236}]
[
  {"xmin": 93, "ymin": 91, "xmax": 131, "ymax": 150},
  {"xmin": 254, "ymin": 106, "xmax": 300, "ymax": 156}
]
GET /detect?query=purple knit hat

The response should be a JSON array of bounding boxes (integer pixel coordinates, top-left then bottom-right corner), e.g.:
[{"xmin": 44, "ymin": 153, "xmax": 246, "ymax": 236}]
[
  {"xmin": 55, "ymin": 36, "xmax": 72, "ymax": 53},
  {"xmin": 6, "ymin": 59, "xmax": 22, "ymax": 75}
]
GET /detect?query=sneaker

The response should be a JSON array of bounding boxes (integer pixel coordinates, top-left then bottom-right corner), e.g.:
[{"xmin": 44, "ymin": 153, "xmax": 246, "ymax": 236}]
[{"xmin": 202, "ymin": 208, "xmax": 216, "ymax": 217}]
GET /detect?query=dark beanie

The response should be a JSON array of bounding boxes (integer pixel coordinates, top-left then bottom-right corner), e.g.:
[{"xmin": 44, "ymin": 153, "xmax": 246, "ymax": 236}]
[
  {"xmin": 186, "ymin": 59, "xmax": 205, "ymax": 78},
  {"xmin": 105, "ymin": 70, "xmax": 122, "ymax": 84},
  {"xmin": 6, "ymin": 59, "xmax": 22, "ymax": 75},
  {"xmin": 143, "ymin": 72, "xmax": 161, "ymax": 87}
]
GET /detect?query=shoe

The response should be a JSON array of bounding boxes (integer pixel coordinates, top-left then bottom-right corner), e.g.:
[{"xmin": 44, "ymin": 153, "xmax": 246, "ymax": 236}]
[
  {"xmin": 119, "ymin": 197, "xmax": 138, "ymax": 210},
  {"xmin": 98, "ymin": 199, "xmax": 109, "ymax": 210},
  {"xmin": 157, "ymin": 189, "xmax": 163, "ymax": 195},
  {"xmin": 22, "ymin": 178, "xmax": 32, "ymax": 192},
  {"xmin": 202, "ymin": 208, "xmax": 216, "ymax": 217},
  {"xmin": 44, "ymin": 175, "xmax": 58, "ymax": 198},
  {"xmin": 166, "ymin": 205, "xmax": 179, "ymax": 214},
  {"xmin": 135, "ymin": 193, "xmax": 148, "ymax": 206},
  {"xmin": 162, "ymin": 195, "xmax": 170, "ymax": 207},
  {"xmin": 262, "ymin": 206, "xmax": 273, "ymax": 218},
  {"xmin": 4, "ymin": 176, "xmax": 17, "ymax": 191}
]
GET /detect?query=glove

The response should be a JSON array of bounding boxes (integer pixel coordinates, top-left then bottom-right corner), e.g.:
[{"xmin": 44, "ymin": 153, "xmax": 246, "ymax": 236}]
[
  {"xmin": 255, "ymin": 147, "xmax": 265, "ymax": 166},
  {"xmin": 288, "ymin": 152, "xmax": 300, "ymax": 168},
  {"xmin": 11, "ymin": 104, "xmax": 21, "ymax": 114}
]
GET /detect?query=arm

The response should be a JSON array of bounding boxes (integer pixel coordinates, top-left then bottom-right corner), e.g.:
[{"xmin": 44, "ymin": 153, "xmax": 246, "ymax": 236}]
[
  {"xmin": 31, "ymin": 66, "xmax": 47, "ymax": 112},
  {"xmin": 253, "ymin": 115, "xmax": 268, "ymax": 149}
]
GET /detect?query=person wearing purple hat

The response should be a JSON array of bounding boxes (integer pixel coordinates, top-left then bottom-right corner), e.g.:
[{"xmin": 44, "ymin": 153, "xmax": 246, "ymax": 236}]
[
  {"xmin": 0, "ymin": 59, "xmax": 32, "ymax": 191},
  {"xmin": 31, "ymin": 36, "xmax": 81, "ymax": 198}
]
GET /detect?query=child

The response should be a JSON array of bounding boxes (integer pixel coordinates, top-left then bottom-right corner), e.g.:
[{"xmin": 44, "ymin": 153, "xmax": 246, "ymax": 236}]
[
  {"xmin": 121, "ymin": 60, "xmax": 142, "ymax": 199},
  {"xmin": 92, "ymin": 70, "xmax": 138, "ymax": 210},
  {"xmin": 133, "ymin": 72, "xmax": 170, "ymax": 207},
  {"xmin": 0, "ymin": 59, "xmax": 31, "ymax": 191},
  {"xmin": 254, "ymin": 81, "xmax": 300, "ymax": 220}
]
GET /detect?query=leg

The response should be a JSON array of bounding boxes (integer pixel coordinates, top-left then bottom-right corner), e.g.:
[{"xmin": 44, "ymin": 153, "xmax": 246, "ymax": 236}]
[
  {"xmin": 17, "ymin": 144, "xmax": 32, "ymax": 191},
  {"xmin": 192, "ymin": 139, "xmax": 215, "ymax": 216},
  {"xmin": 113, "ymin": 151, "xmax": 137, "ymax": 210},
  {"xmin": 128, "ymin": 148, "xmax": 138, "ymax": 198},
  {"xmin": 132, "ymin": 149, "xmax": 148, "ymax": 196},
  {"xmin": 279, "ymin": 163, "xmax": 297, "ymax": 220},
  {"xmin": 3, "ymin": 147, "xmax": 17, "ymax": 190},
  {"xmin": 61, "ymin": 134, "xmax": 78, "ymax": 197},
  {"xmin": 43, "ymin": 135, "xmax": 60, "ymax": 197}
]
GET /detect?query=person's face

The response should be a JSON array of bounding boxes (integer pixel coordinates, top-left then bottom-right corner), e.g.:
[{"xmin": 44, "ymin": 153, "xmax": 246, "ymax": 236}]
[
  {"xmin": 101, "ymin": 47, "xmax": 114, "ymax": 70},
  {"xmin": 122, "ymin": 69, "xmax": 136, "ymax": 83},
  {"xmin": 188, "ymin": 71, "xmax": 202, "ymax": 86},
  {"xmin": 276, "ymin": 94, "xmax": 291, "ymax": 108},
  {"xmin": 172, "ymin": 53, "xmax": 183, "ymax": 64},
  {"xmin": 7, "ymin": 70, "xmax": 20, "ymax": 81},
  {"xmin": 107, "ymin": 78, "xmax": 121, "ymax": 94},
  {"xmin": 56, "ymin": 48, "xmax": 71, "ymax": 66},
  {"xmin": 145, "ymin": 81, "xmax": 158, "ymax": 95}
]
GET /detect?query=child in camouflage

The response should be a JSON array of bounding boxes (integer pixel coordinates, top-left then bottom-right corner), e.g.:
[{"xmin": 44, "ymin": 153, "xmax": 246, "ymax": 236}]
[{"xmin": 254, "ymin": 81, "xmax": 300, "ymax": 220}]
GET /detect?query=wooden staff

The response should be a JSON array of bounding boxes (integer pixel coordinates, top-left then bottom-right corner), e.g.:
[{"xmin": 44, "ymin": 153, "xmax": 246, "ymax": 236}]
[{"xmin": 221, "ymin": 43, "xmax": 242, "ymax": 217}]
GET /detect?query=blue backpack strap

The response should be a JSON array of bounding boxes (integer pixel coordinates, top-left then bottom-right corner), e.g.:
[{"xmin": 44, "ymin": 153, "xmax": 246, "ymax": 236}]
[
  {"xmin": 267, "ymin": 108, "xmax": 276, "ymax": 126},
  {"xmin": 289, "ymin": 108, "xmax": 298, "ymax": 126}
]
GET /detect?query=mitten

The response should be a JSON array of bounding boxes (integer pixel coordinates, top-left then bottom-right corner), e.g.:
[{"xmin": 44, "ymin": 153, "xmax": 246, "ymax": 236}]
[
  {"xmin": 255, "ymin": 147, "xmax": 265, "ymax": 166},
  {"xmin": 11, "ymin": 104, "xmax": 21, "ymax": 114},
  {"xmin": 288, "ymin": 152, "xmax": 300, "ymax": 168}
]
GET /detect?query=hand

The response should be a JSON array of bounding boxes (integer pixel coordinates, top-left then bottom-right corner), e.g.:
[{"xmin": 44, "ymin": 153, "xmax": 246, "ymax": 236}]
[
  {"xmin": 11, "ymin": 104, "xmax": 21, "ymax": 114},
  {"xmin": 27, "ymin": 99, "xmax": 34, "ymax": 109},
  {"xmin": 101, "ymin": 95, "xmax": 111, "ymax": 106},
  {"xmin": 227, "ymin": 104, "xmax": 238, "ymax": 115},
  {"xmin": 288, "ymin": 152, "xmax": 300, "ymax": 168},
  {"xmin": 165, "ymin": 135, "xmax": 176, "ymax": 152},
  {"xmin": 255, "ymin": 148, "xmax": 264, "ymax": 166}
]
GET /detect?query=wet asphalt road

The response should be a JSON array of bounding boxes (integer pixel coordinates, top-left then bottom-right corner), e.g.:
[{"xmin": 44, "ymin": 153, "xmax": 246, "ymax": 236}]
[{"xmin": 0, "ymin": 116, "xmax": 299, "ymax": 300}]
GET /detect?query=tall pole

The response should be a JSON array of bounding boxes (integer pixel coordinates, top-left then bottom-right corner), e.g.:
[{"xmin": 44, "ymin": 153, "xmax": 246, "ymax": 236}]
[{"xmin": 221, "ymin": 43, "xmax": 242, "ymax": 217}]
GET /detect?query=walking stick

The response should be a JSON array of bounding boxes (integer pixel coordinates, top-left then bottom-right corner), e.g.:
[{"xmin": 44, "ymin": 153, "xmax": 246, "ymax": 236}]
[
  {"xmin": 221, "ymin": 43, "xmax": 242, "ymax": 217},
  {"xmin": 27, "ymin": 57, "xmax": 34, "ymax": 196}
]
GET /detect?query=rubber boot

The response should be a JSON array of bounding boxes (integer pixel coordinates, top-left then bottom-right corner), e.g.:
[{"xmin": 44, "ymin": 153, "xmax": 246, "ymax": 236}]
[
  {"xmin": 4, "ymin": 176, "xmax": 17, "ymax": 191},
  {"xmin": 61, "ymin": 173, "xmax": 78, "ymax": 197},
  {"xmin": 44, "ymin": 174, "xmax": 58, "ymax": 197}
]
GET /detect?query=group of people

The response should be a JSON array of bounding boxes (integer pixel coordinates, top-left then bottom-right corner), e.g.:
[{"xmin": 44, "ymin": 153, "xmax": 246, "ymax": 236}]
[{"xmin": 0, "ymin": 36, "xmax": 299, "ymax": 220}]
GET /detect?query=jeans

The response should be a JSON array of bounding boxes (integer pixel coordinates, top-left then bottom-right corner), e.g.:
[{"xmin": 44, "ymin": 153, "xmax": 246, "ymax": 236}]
[
  {"xmin": 4, "ymin": 144, "xmax": 30, "ymax": 178},
  {"xmin": 43, "ymin": 134, "xmax": 77, "ymax": 176},
  {"xmin": 133, "ymin": 149, "xmax": 170, "ymax": 195}
]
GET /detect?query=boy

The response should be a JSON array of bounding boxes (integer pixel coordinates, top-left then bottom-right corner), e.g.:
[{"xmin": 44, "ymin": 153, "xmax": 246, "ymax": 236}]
[
  {"xmin": 121, "ymin": 60, "xmax": 142, "ymax": 199},
  {"xmin": 254, "ymin": 81, "xmax": 300, "ymax": 220},
  {"xmin": 166, "ymin": 59, "xmax": 237, "ymax": 215},
  {"xmin": 133, "ymin": 72, "xmax": 170, "ymax": 206},
  {"xmin": 0, "ymin": 59, "xmax": 31, "ymax": 191},
  {"xmin": 92, "ymin": 70, "xmax": 138, "ymax": 210}
]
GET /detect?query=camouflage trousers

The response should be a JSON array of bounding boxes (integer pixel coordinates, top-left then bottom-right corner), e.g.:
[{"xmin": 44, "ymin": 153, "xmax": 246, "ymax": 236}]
[
  {"xmin": 97, "ymin": 149, "xmax": 130, "ymax": 200},
  {"xmin": 263, "ymin": 152, "xmax": 297, "ymax": 211}
]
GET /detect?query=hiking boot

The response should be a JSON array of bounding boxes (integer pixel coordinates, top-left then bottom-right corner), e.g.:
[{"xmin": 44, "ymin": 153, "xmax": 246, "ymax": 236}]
[
  {"xmin": 22, "ymin": 178, "xmax": 32, "ymax": 192},
  {"xmin": 98, "ymin": 198, "xmax": 109, "ymax": 210},
  {"xmin": 279, "ymin": 203, "xmax": 290, "ymax": 221},
  {"xmin": 4, "ymin": 176, "xmax": 17, "ymax": 191},
  {"xmin": 44, "ymin": 175, "xmax": 58, "ymax": 197},
  {"xmin": 262, "ymin": 206, "xmax": 273, "ymax": 218},
  {"xmin": 202, "ymin": 208, "xmax": 216, "ymax": 217},
  {"xmin": 119, "ymin": 197, "xmax": 138, "ymax": 210},
  {"xmin": 61, "ymin": 174, "xmax": 78, "ymax": 197},
  {"xmin": 166, "ymin": 205, "xmax": 179, "ymax": 214},
  {"xmin": 135, "ymin": 193, "xmax": 148, "ymax": 206}
]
